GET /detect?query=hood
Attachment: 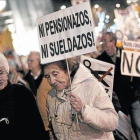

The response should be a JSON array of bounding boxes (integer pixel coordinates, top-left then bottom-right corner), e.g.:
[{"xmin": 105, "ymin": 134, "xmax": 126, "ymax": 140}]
[
  {"xmin": 71, "ymin": 63, "xmax": 93, "ymax": 89},
  {"xmin": 53, "ymin": 63, "xmax": 93, "ymax": 101}
]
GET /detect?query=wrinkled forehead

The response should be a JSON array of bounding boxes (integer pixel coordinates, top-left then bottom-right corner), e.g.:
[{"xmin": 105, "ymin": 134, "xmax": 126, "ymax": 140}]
[
  {"xmin": 28, "ymin": 53, "xmax": 37, "ymax": 60},
  {"xmin": 0, "ymin": 66, "xmax": 7, "ymax": 72},
  {"xmin": 102, "ymin": 34, "xmax": 110, "ymax": 40},
  {"xmin": 44, "ymin": 64, "xmax": 63, "ymax": 74}
]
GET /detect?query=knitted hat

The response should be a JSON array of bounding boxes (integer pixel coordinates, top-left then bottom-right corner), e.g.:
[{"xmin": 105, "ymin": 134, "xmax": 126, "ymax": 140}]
[{"xmin": 0, "ymin": 53, "xmax": 9, "ymax": 73}]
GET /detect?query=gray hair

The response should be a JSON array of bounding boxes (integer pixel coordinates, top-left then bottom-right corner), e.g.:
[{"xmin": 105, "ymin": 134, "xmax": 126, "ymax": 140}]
[
  {"xmin": 29, "ymin": 51, "xmax": 40, "ymax": 61},
  {"xmin": 67, "ymin": 56, "xmax": 80, "ymax": 72},
  {"xmin": 43, "ymin": 56, "xmax": 80, "ymax": 74},
  {"xmin": 104, "ymin": 32, "xmax": 117, "ymax": 45},
  {"xmin": 0, "ymin": 53, "xmax": 9, "ymax": 73}
]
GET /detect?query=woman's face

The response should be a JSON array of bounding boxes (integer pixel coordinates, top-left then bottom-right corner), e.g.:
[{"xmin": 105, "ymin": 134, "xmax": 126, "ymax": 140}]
[
  {"xmin": 0, "ymin": 66, "xmax": 8, "ymax": 90},
  {"xmin": 44, "ymin": 64, "xmax": 70, "ymax": 91}
]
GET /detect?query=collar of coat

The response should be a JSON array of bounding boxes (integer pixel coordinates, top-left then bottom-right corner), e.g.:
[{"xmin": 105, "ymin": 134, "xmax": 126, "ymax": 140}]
[
  {"xmin": 71, "ymin": 63, "xmax": 93, "ymax": 88},
  {"xmin": 55, "ymin": 63, "xmax": 93, "ymax": 102}
]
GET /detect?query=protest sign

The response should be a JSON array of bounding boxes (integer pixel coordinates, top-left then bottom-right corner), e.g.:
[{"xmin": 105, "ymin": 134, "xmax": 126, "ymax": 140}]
[
  {"xmin": 114, "ymin": 4, "xmax": 139, "ymax": 40},
  {"xmin": 81, "ymin": 55, "xmax": 115, "ymax": 99},
  {"xmin": 123, "ymin": 40, "xmax": 140, "ymax": 51},
  {"xmin": 36, "ymin": 1, "xmax": 96, "ymax": 64},
  {"xmin": 121, "ymin": 50, "xmax": 140, "ymax": 77}
]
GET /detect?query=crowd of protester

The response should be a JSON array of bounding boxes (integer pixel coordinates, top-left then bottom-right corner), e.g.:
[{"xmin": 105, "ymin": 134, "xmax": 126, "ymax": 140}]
[{"xmin": 0, "ymin": 31, "xmax": 140, "ymax": 140}]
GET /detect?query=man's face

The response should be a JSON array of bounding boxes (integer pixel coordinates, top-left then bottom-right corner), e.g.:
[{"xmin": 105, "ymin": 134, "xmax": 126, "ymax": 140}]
[
  {"xmin": 44, "ymin": 64, "xmax": 70, "ymax": 91},
  {"xmin": 101, "ymin": 34, "xmax": 116, "ymax": 56},
  {"xmin": 0, "ymin": 66, "xmax": 8, "ymax": 90},
  {"xmin": 27, "ymin": 54, "xmax": 39, "ymax": 71}
]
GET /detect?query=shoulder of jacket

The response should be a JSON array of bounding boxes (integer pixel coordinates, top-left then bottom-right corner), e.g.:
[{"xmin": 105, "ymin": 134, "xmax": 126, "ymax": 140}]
[{"xmin": 12, "ymin": 84, "xmax": 34, "ymax": 97}]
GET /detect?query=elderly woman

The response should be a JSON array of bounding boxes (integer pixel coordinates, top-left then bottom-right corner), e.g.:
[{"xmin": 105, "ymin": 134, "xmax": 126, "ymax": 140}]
[
  {"xmin": 0, "ymin": 53, "xmax": 45, "ymax": 134},
  {"xmin": 43, "ymin": 58, "xmax": 118, "ymax": 140}
]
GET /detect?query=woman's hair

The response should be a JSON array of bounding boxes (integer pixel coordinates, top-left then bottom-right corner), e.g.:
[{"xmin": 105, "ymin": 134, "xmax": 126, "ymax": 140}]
[
  {"xmin": 43, "ymin": 57, "xmax": 80, "ymax": 73},
  {"xmin": 67, "ymin": 56, "xmax": 80, "ymax": 72},
  {"xmin": 43, "ymin": 60, "xmax": 68, "ymax": 73}
]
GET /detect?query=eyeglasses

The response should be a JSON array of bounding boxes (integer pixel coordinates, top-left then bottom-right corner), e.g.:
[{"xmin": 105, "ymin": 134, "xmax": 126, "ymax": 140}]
[
  {"xmin": 27, "ymin": 59, "xmax": 34, "ymax": 63},
  {"xmin": 0, "ymin": 69, "xmax": 7, "ymax": 78},
  {"xmin": 101, "ymin": 39, "xmax": 112, "ymax": 44}
]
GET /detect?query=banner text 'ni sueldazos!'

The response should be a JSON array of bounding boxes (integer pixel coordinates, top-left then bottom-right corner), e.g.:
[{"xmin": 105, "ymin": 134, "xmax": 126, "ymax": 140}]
[{"xmin": 36, "ymin": 1, "xmax": 96, "ymax": 64}]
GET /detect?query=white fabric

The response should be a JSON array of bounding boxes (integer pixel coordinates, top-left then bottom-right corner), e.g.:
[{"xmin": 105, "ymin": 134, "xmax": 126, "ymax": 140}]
[
  {"xmin": 31, "ymin": 70, "xmax": 41, "ymax": 80},
  {"xmin": 47, "ymin": 63, "xmax": 118, "ymax": 140},
  {"xmin": 80, "ymin": 55, "xmax": 115, "ymax": 99},
  {"xmin": 0, "ymin": 53, "xmax": 9, "ymax": 73}
]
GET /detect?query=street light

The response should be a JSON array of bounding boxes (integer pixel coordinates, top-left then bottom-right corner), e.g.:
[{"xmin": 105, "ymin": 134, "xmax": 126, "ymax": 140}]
[
  {"xmin": 116, "ymin": 4, "xmax": 120, "ymax": 8},
  {"xmin": 61, "ymin": 5, "xmax": 66, "ymax": 10},
  {"xmin": 126, "ymin": 0, "xmax": 131, "ymax": 4},
  {"xmin": 94, "ymin": 4, "xmax": 99, "ymax": 9},
  {"xmin": 106, "ymin": 15, "xmax": 110, "ymax": 19}
]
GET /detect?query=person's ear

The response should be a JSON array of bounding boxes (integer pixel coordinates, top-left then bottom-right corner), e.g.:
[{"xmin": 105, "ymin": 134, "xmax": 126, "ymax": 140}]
[{"xmin": 38, "ymin": 60, "xmax": 41, "ymax": 67}]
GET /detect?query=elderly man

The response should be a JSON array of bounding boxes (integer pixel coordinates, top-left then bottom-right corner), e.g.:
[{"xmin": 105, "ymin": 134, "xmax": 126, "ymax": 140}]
[
  {"xmin": 24, "ymin": 51, "xmax": 51, "ymax": 138},
  {"xmin": 97, "ymin": 32, "xmax": 117, "ymax": 63},
  {"xmin": 96, "ymin": 32, "xmax": 131, "ymax": 115},
  {"xmin": 96, "ymin": 32, "xmax": 138, "ymax": 140},
  {"xmin": 24, "ymin": 51, "xmax": 43, "ymax": 96},
  {"xmin": 0, "ymin": 53, "xmax": 45, "ymax": 135}
]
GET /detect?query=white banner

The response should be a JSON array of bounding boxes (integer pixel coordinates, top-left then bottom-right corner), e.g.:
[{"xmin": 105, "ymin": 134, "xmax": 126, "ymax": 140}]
[
  {"xmin": 36, "ymin": 1, "xmax": 96, "ymax": 64},
  {"xmin": 81, "ymin": 56, "xmax": 115, "ymax": 99},
  {"xmin": 114, "ymin": 4, "xmax": 139, "ymax": 39},
  {"xmin": 123, "ymin": 40, "xmax": 140, "ymax": 51},
  {"xmin": 121, "ymin": 50, "xmax": 140, "ymax": 77}
]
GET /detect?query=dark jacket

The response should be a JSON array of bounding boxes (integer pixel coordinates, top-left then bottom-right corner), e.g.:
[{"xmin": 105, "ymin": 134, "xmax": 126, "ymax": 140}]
[
  {"xmin": 131, "ymin": 77, "xmax": 140, "ymax": 102},
  {"xmin": 112, "ymin": 91, "xmax": 121, "ymax": 113},
  {"xmin": 24, "ymin": 71, "xmax": 44, "ymax": 96},
  {"xmin": 0, "ymin": 81, "xmax": 45, "ymax": 134}
]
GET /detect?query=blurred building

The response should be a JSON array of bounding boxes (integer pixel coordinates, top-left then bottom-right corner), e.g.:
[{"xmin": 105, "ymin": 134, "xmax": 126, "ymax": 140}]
[{"xmin": 0, "ymin": 0, "xmax": 139, "ymax": 55}]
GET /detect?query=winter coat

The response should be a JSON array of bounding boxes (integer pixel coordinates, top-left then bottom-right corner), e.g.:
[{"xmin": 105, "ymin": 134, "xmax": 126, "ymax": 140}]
[
  {"xmin": 47, "ymin": 63, "xmax": 118, "ymax": 140},
  {"xmin": 0, "ymin": 81, "xmax": 45, "ymax": 134}
]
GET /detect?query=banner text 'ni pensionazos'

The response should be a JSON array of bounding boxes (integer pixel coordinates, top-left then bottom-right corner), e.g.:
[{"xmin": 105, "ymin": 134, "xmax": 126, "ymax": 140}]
[{"xmin": 37, "ymin": 1, "xmax": 96, "ymax": 64}]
